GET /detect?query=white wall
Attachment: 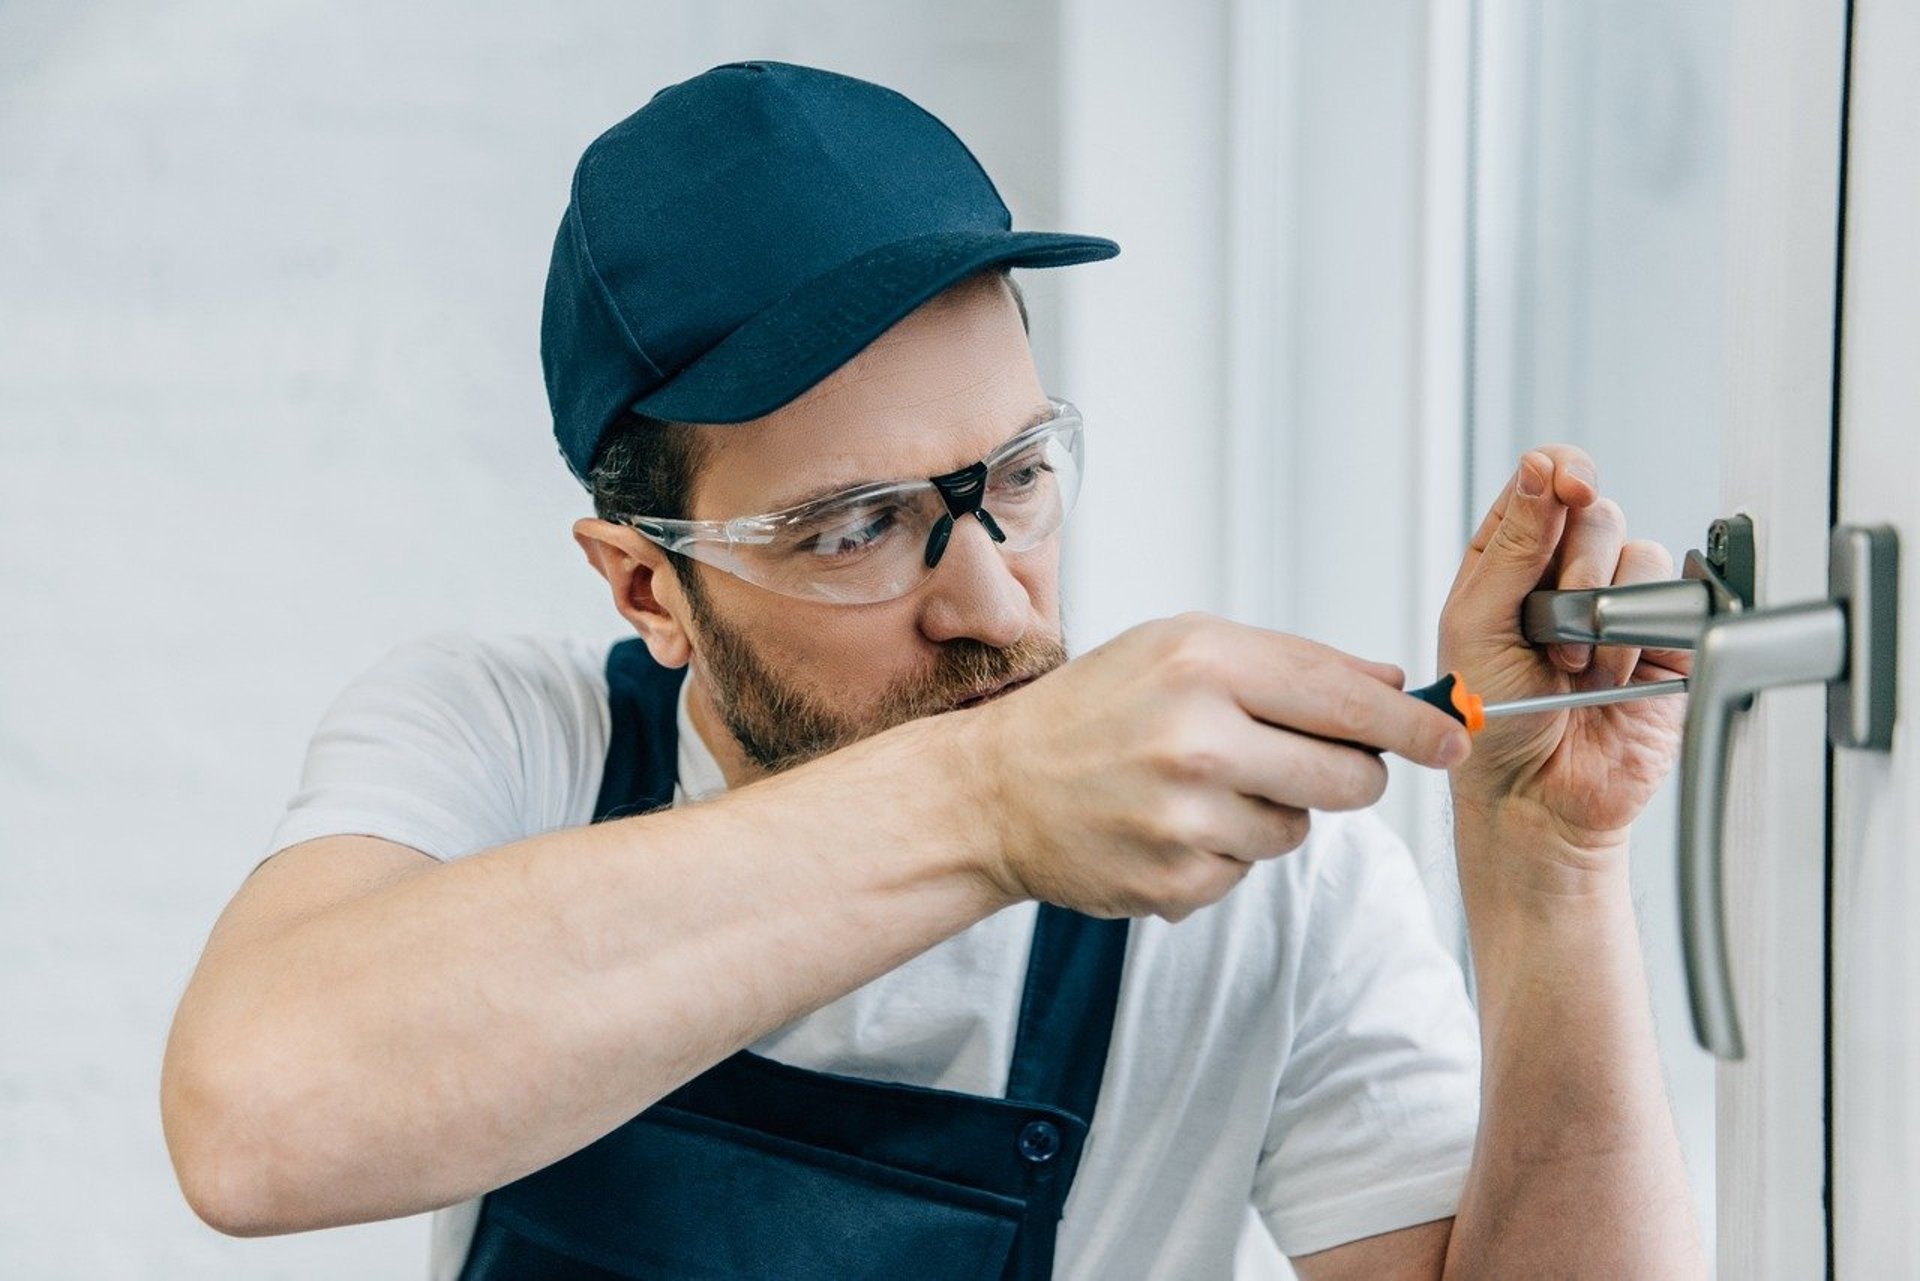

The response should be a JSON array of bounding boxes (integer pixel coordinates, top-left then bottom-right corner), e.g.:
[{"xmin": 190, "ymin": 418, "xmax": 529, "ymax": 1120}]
[
  {"xmin": 1054, "ymin": 0, "xmax": 1231, "ymax": 643},
  {"xmin": 0, "ymin": 3, "xmax": 1065, "ymax": 1274}
]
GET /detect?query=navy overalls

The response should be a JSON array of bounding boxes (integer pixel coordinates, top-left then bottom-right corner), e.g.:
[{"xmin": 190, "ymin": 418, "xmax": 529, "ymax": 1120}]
[{"xmin": 457, "ymin": 638, "xmax": 1131, "ymax": 1280}]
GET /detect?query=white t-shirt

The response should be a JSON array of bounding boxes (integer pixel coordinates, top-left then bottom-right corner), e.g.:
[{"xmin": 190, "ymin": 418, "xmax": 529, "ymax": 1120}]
[{"xmin": 263, "ymin": 632, "xmax": 1482, "ymax": 1280}]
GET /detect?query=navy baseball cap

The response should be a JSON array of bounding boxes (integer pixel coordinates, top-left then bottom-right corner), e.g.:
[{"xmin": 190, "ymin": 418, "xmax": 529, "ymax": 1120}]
[{"xmin": 542, "ymin": 60, "xmax": 1120, "ymax": 484}]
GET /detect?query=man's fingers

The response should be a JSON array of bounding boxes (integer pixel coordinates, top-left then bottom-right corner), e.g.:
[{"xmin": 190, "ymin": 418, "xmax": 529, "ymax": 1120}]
[
  {"xmin": 1228, "ymin": 654, "xmax": 1469, "ymax": 769},
  {"xmin": 1465, "ymin": 444, "xmax": 1598, "ymax": 555},
  {"xmin": 1453, "ymin": 471, "xmax": 1517, "ymax": 597},
  {"xmin": 1451, "ymin": 445, "xmax": 1605, "ymax": 603},
  {"xmin": 1467, "ymin": 474, "xmax": 1515, "ymax": 555},
  {"xmin": 1586, "ymin": 538, "xmax": 1675, "ymax": 689},
  {"xmin": 1540, "ymin": 444, "xmax": 1600, "ymax": 507},
  {"xmin": 1238, "ymin": 624, "xmax": 1405, "ymax": 689},
  {"xmin": 1312, "ymin": 649, "xmax": 1405, "ymax": 691},
  {"xmin": 1201, "ymin": 619, "xmax": 1408, "ymax": 697},
  {"xmin": 1155, "ymin": 621, "xmax": 1461, "ymax": 767},
  {"xmin": 1170, "ymin": 794, "xmax": 1315, "ymax": 866},
  {"xmin": 1546, "ymin": 496, "xmax": 1627, "ymax": 673},
  {"xmin": 1639, "ymin": 645, "xmax": 1694, "ymax": 679},
  {"xmin": 1213, "ymin": 721, "xmax": 1392, "ymax": 813},
  {"xmin": 1352, "ymin": 657, "xmax": 1407, "ymax": 689},
  {"xmin": 1459, "ymin": 451, "xmax": 1571, "ymax": 622}
]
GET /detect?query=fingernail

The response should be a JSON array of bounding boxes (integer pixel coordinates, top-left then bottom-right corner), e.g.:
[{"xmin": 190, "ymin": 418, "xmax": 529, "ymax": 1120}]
[
  {"xmin": 1562, "ymin": 643, "xmax": 1592, "ymax": 670},
  {"xmin": 1440, "ymin": 731, "xmax": 1472, "ymax": 769},
  {"xmin": 1569, "ymin": 460, "xmax": 1597, "ymax": 491},
  {"xmin": 1516, "ymin": 456, "xmax": 1547, "ymax": 497}
]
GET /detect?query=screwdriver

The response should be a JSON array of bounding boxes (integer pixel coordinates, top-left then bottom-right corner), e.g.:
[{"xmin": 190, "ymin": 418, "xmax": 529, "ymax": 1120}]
[{"xmin": 1406, "ymin": 671, "xmax": 1688, "ymax": 732}]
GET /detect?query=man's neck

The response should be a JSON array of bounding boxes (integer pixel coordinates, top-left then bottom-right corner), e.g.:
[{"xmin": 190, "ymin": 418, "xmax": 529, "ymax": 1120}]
[{"xmin": 683, "ymin": 666, "xmax": 763, "ymax": 793}]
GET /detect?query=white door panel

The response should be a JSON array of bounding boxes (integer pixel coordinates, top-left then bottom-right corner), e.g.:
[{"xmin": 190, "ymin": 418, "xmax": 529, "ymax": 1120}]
[
  {"xmin": 1830, "ymin": 0, "xmax": 1920, "ymax": 1273},
  {"xmin": 1715, "ymin": 1, "xmax": 1850, "ymax": 1276}
]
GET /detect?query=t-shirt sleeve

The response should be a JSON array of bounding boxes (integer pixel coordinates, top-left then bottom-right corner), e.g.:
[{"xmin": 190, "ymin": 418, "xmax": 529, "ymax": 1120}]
[
  {"xmin": 1253, "ymin": 810, "xmax": 1482, "ymax": 1259},
  {"xmin": 260, "ymin": 631, "xmax": 613, "ymax": 863}
]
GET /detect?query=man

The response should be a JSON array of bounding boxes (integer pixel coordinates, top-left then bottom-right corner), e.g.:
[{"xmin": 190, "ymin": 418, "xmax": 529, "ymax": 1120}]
[{"xmin": 161, "ymin": 62, "xmax": 1705, "ymax": 1278}]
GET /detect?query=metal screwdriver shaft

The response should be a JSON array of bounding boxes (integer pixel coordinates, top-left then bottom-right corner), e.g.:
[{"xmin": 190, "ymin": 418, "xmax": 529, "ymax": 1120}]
[
  {"xmin": 1405, "ymin": 671, "xmax": 1688, "ymax": 733},
  {"xmin": 1481, "ymin": 678, "xmax": 1688, "ymax": 719}
]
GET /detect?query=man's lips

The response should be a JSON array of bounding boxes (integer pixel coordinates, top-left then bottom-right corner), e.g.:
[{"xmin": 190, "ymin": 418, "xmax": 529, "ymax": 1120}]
[{"xmin": 952, "ymin": 674, "xmax": 1038, "ymax": 709}]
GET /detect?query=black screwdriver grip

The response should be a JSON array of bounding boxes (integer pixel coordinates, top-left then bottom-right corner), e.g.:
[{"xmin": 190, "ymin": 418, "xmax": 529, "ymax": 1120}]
[{"xmin": 1405, "ymin": 672, "xmax": 1485, "ymax": 732}]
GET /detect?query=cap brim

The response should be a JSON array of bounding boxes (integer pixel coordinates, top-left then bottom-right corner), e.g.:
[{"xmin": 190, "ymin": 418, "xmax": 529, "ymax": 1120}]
[{"xmin": 629, "ymin": 229, "xmax": 1118, "ymax": 425}]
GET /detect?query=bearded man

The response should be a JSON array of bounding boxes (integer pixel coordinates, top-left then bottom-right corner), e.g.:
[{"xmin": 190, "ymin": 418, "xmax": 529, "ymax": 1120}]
[{"xmin": 162, "ymin": 61, "xmax": 1704, "ymax": 1280}]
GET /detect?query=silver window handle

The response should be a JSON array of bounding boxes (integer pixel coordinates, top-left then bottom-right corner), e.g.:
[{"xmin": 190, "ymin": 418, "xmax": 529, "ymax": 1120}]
[
  {"xmin": 1519, "ymin": 521, "xmax": 1898, "ymax": 1061},
  {"xmin": 1522, "ymin": 515, "xmax": 1756, "ymax": 651},
  {"xmin": 1522, "ymin": 577, "xmax": 1717, "ymax": 650},
  {"xmin": 1681, "ymin": 600, "xmax": 1847, "ymax": 1059}
]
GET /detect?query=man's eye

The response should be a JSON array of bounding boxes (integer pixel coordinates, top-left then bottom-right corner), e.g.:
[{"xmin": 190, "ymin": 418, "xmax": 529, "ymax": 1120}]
[
  {"xmin": 992, "ymin": 459, "xmax": 1054, "ymax": 493},
  {"xmin": 797, "ymin": 507, "xmax": 900, "ymax": 558}
]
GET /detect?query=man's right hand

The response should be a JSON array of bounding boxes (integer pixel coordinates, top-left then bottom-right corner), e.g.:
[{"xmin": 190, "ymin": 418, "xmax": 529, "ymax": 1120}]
[{"xmin": 958, "ymin": 613, "xmax": 1472, "ymax": 920}]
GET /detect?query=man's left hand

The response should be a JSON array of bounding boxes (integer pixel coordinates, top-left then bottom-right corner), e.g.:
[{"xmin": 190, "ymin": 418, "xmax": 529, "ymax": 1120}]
[{"xmin": 1439, "ymin": 445, "xmax": 1689, "ymax": 865}]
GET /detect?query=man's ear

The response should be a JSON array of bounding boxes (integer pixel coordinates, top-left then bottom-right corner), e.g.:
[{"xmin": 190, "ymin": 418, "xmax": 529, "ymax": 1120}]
[{"xmin": 572, "ymin": 518, "xmax": 694, "ymax": 669}]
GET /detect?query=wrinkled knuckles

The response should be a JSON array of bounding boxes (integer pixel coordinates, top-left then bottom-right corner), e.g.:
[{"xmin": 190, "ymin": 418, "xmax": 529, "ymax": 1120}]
[
  {"xmin": 1147, "ymin": 726, "xmax": 1228, "ymax": 786},
  {"xmin": 1151, "ymin": 793, "xmax": 1222, "ymax": 851},
  {"xmin": 1158, "ymin": 628, "xmax": 1230, "ymax": 691},
  {"xmin": 1491, "ymin": 508, "xmax": 1548, "ymax": 558},
  {"xmin": 1166, "ymin": 854, "xmax": 1217, "ymax": 907},
  {"xmin": 1341, "ymin": 756, "xmax": 1391, "ymax": 810},
  {"xmin": 1164, "ymin": 852, "xmax": 1247, "ymax": 916},
  {"xmin": 1289, "ymin": 746, "xmax": 1375, "ymax": 812},
  {"xmin": 1625, "ymin": 538, "xmax": 1676, "ymax": 576},
  {"xmin": 1158, "ymin": 610, "xmax": 1219, "ymax": 649},
  {"xmin": 1269, "ymin": 808, "xmax": 1312, "ymax": 853},
  {"xmin": 1586, "ymin": 495, "xmax": 1626, "ymax": 533},
  {"xmin": 1333, "ymin": 681, "xmax": 1377, "ymax": 743}
]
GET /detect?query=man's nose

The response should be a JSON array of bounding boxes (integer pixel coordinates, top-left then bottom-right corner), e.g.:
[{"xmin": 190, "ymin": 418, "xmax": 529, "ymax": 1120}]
[{"xmin": 916, "ymin": 512, "xmax": 1031, "ymax": 647}]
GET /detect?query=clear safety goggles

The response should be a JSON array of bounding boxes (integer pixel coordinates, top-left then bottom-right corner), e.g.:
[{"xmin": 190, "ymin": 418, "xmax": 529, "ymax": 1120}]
[{"xmin": 611, "ymin": 399, "xmax": 1085, "ymax": 605}]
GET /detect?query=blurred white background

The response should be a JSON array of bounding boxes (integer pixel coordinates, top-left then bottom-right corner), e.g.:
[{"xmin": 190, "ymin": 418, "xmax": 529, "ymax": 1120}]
[{"xmin": 0, "ymin": 0, "xmax": 1731, "ymax": 1275}]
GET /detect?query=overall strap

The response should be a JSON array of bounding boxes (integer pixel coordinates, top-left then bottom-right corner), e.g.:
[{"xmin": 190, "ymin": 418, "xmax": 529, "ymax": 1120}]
[
  {"xmin": 996, "ymin": 906, "xmax": 1130, "ymax": 1278},
  {"xmin": 592, "ymin": 637, "xmax": 686, "ymax": 821},
  {"xmin": 1004, "ymin": 906, "xmax": 1129, "ymax": 1123}
]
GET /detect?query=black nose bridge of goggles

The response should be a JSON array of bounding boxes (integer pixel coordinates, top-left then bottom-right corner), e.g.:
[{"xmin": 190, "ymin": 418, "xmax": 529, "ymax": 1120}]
[{"xmin": 923, "ymin": 460, "xmax": 1008, "ymax": 569}]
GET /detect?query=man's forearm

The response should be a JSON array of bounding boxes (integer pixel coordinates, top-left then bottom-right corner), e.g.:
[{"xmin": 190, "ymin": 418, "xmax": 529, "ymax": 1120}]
[
  {"xmin": 1442, "ymin": 808, "xmax": 1707, "ymax": 1278},
  {"xmin": 164, "ymin": 712, "xmax": 1010, "ymax": 1235}
]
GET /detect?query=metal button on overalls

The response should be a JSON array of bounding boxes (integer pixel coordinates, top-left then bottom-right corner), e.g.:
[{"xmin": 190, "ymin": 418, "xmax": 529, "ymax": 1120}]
[{"xmin": 1018, "ymin": 1121, "xmax": 1062, "ymax": 1164}]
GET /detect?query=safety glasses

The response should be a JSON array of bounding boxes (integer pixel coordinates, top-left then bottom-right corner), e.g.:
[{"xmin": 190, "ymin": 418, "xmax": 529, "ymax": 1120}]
[{"xmin": 611, "ymin": 399, "xmax": 1085, "ymax": 605}]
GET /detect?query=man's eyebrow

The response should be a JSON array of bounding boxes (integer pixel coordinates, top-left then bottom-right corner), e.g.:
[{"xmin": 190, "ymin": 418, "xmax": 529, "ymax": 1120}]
[{"xmin": 759, "ymin": 402, "xmax": 1055, "ymax": 513}]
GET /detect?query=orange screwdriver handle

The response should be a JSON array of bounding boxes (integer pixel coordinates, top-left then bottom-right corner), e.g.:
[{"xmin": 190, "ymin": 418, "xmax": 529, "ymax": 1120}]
[{"xmin": 1406, "ymin": 672, "xmax": 1486, "ymax": 733}]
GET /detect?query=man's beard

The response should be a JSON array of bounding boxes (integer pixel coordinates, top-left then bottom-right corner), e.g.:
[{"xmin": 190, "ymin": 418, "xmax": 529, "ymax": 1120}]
[{"xmin": 682, "ymin": 570, "xmax": 1068, "ymax": 774}]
